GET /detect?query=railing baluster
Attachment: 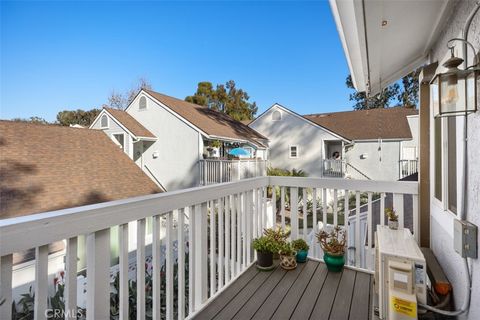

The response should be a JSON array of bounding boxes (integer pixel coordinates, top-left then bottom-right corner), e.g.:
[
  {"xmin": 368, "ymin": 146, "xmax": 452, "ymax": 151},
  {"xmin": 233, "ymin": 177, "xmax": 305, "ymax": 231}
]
[
  {"xmin": 241, "ymin": 193, "xmax": 247, "ymax": 269},
  {"xmin": 166, "ymin": 212, "xmax": 174, "ymax": 319},
  {"xmin": 136, "ymin": 219, "xmax": 146, "ymax": 320},
  {"xmin": 333, "ymin": 189, "xmax": 338, "ymax": 227},
  {"xmin": 393, "ymin": 193, "xmax": 404, "ymax": 229},
  {"xmin": 178, "ymin": 209, "xmax": 185, "ymax": 320},
  {"xmin": 262, "ymin": 187, "xmax": 267, "ymax": 232},
  {"xmin": 344, "ymin": 190, "xmax": 349, "ymax": 264},
  {"xmin": 367, "ymin": 192, "xmax": 373, "ymax": 270},
  {"xmin": 281, "ymin": 186, "xmax": 286, "ymax": 230},
  {"xmin": 65, "ymin": 237, "xmax": 78, "ymax": 320},
  {"xmin": 231, "ymin": 195, "xmax": 237, "ymax": 278},
  {"xmin": 312, "ymin": 188, "xmax": 318, "ymax": 258},
  {"xmin": 225, "ymin": 196, "xmax": 231, "ymax": 283},
  {"xmin": 86, "ymin": 228, "xmax": 110, "ymax": 320},
  {"xmin": 209, "ymin": 201, "xmax": 217, "ymax": 296},
  {"xmin": 246, "ymin": 191, "xmax": 252, "ymax": 265},
  {"xmin": 303, "ymin": 188, "xmax": 308, "ymax": 241},
  {"xmin": 34, "ymin": 245, "xmax": 48, "ymax": 320},
  {"xmin": 291, "ymin": 187, "xmax": 298, "ymax": 239},
  {"xmin": 322, "ymin": 188, "xmax": 327, "ymax": 229},
  {"xmin": 194, "ymin": 203, "xmax": 208, "ymax": 309},
  {"xmin": 152, "ymin": 216, "xmax": 161, "ymax": 320},
  {"xmin": 271, "ymin": 185, "xmax": 277, "ymax": 229},
  {"xmin": 0, "ymin": 254, "xmax": 13, "ymax": 320},
  {"xmin": 355, "ymin": 192, "xmax": 361, "ymax": 268},
  {"xmin": 188, "ymin": 206, "xmax": 195, "ymax": 315},
  {"xmin": 413, "ymin": 194, "xmax": 419, "ymax": 243},
  {"xmin": 218, "ymin": 198, "xmax": 224, "ymax": 289},
  {"xmin": 236, "ymin": 194, "xmax": 242, "ymax": 274},
  {"xmin": 380, "ymin": 192, "xmax": 386, "ymax": 226}
]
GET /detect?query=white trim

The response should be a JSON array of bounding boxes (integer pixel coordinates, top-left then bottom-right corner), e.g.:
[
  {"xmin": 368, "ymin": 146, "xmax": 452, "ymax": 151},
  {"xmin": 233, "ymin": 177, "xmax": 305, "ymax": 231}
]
[
  {"xmin": 289, "ymin": 145, "xmax": 299, "ymax": 159},
  {"xmin": 250, "ymin": 103, "xmax": 351, "ymax": 143}
]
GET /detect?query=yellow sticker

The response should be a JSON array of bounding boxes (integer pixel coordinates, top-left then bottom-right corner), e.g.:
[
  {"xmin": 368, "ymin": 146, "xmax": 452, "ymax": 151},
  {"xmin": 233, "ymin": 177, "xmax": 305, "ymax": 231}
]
[{"xmin": 391, "ymin": 296, "xmax": 417, "ymax": 318}]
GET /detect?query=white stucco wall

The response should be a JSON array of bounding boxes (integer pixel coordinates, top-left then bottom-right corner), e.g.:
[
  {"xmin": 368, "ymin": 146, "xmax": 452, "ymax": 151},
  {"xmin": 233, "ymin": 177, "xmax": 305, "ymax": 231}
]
[
  {"xmin": 249, "ymin": 105, "xmax": 342, "ymax": 177},
  {"xmin": 126, "ymin": 93, "xmax": 202, "ymax": 191},
  {"xmin": 402, "ymin": 115, "xmax": 419, "ymax": 159},
  {"xmin": 90, "ymin": 112, "xmax": 133, "ymax": 157},
  {"xmin": 344, "ymin": 140, "xmax": 402, "ymax": 181},
  {"xmin": 428, "ymin": 1, "xmax": 480, "ymax": 319}
]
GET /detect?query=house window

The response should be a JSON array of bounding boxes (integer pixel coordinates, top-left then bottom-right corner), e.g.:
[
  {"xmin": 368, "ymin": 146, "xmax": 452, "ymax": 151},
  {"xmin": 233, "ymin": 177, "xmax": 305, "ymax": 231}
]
[
  {"xmin": 289, "ymin": 145, "xmax": 298, "ymax": 158},
  {"xmin": 272, "ymin": 110, "xmax": 282, "ymax": 121},
  {"xmin": 100, "ymin": 114, "xmax": 108, "ymax": 128},
  {"xmin": 447, "ymin": 118, "xmax": 457, "ymax": 214},
  {"xmin": 139, "ymin": 96, "xmax": 147, "ymax": 110},
  {"xmin": 113, "ymin": 134, "xmax": 125, "ymax": 150}
]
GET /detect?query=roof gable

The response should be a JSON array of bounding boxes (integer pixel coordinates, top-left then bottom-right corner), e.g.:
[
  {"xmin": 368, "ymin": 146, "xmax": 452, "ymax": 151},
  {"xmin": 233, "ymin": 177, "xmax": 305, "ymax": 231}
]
[
  {"xmin": 304, "ymin": 107, "xmax": 418, "ymax": 140},
  {"xmin": 139, "ymin": 89, "xmax": 268, "ymax": 147},
  {"xmin": 0, "ymin": 121, "xmax": 161, "ymax": 219},
  {"xmin": 90, "ymin": 107, "xmax": 156, "ymax": 139}
]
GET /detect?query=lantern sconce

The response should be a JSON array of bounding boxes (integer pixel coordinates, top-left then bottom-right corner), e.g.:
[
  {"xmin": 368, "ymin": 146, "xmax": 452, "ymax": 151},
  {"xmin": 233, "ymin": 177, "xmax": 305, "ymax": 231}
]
[{"xmin": 430, "ymin": 38, "xmax": 479, "ymax": 117}]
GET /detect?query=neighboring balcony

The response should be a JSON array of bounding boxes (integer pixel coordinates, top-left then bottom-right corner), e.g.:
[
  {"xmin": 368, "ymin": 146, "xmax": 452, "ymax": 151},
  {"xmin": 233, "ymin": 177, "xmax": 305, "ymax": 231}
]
[
  {"xmin": 0, "ymin": 176, "xmax": 418, "ymax": 320},
  {"xmin": 399, "ymin": 159, "xmax": 418, "ymax": 179},
  {"xmin": 322, "ymin": 159, "xmax": 345, "ymax": 178},
  {"xmin": 199, "ymin": 159, "xmax": 267, "ymax": 185}
]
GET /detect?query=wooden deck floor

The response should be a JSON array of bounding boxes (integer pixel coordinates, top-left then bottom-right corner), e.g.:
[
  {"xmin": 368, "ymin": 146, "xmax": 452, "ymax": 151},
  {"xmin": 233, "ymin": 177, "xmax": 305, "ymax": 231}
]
[{"xmin": 194, "ymin": 260, "xmax": 373, "ymax": 320}]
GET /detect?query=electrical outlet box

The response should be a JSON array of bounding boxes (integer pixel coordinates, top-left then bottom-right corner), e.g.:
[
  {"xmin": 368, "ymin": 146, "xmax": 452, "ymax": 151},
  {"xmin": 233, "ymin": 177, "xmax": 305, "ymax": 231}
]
[{"xmin": 454, "ymin": 220, "xmax": 477, "ymax": 258}]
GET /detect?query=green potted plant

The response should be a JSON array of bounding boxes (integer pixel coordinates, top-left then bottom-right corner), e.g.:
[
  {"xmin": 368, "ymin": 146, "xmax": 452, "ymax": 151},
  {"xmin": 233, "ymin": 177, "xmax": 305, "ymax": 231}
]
[
  {"xmin": 264, "ymin": 227, "xmax": 289, "ymax": 259},
  {"xmin": 253, "ymin": 236, "xmax": 276, "ymax": 270},
  {"xmin": 317, "ymin": 226, "xmax": 346, "ymax": 272},
  {"xmin": 292, "ymin": 239, "xmax": 309, "ymax": 263},
  {"xmin": 278, "ymin": 242, "xmax": 297, "ymax": 270},
  {"xmin": 386, "ymin": 208, "xmax": 399, "ymax": 230}
]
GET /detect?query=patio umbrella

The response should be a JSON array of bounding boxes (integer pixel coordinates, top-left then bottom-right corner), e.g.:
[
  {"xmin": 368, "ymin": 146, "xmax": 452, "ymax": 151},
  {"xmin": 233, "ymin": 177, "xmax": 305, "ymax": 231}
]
[{"xmin": 228, "ymin": 147, "xmax": 250, "ymax": 157}]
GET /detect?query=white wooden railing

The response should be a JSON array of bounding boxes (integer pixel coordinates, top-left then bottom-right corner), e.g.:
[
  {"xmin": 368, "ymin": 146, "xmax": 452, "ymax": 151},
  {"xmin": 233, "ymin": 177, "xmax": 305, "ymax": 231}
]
[
  {"xmin": 199, "ymin": 159, "xmax": 267, "ymax": 185},
  {"xmin": 322, "ymin": 159, "xmax": 345, "ymax": 178},
  {"xmin": 0, "ymin": 176, "xmax": 418, "ymax": 320},
  {"xmin": 399, "ymin": 159, "xmax": 418, "ymax": 179}
]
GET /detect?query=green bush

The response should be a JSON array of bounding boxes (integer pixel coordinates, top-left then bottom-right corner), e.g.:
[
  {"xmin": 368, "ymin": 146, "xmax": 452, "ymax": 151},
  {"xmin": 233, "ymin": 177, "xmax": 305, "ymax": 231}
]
[
  {"xmin": 252, "ymin": 236, "xmax": 277, "ymax": 253},
  {"xmin": 278, "ymin": 242, "xmax": 295, "ymax": 256},
  {"xmin": 291, "ymin": 239, "xmax": 309, "ymax": 251}
]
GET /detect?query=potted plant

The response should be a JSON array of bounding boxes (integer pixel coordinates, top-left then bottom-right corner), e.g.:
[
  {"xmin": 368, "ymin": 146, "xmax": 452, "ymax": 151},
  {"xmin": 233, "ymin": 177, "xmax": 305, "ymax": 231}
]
[
  {"xmin": 292, "ymin": 239, "xmax": 309, "ymax": 263},
  {"xmin": 253, "ymin": 236, "xmax": 276, "ymax": 270},
  {"xmin": 317, "ymin": 226, "xmax": 346, "ymax": 272},
  {"xmin": 264, "ymin": 227, "xmax": 289, "ymax": 259},
  {"xmin": 278, "ymin": 242, "xmax": 297, "ymax": 270},
  {"xmin": 386, "ymin": 208, "xmax": 399, "ymax": 230}
]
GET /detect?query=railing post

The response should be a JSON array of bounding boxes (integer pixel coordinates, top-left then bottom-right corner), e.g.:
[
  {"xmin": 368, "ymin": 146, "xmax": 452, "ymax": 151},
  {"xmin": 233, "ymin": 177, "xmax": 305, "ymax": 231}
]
[
  {"xmin": 203, "ymin": 160, "xmax": 207, "ymax": 185},
  {"xmin": 0, "ymin": 254, "xmax": 13, "ymax": 320},
  {"xmin": 86, "ymin": 228, "xmax": 110, "ymax": 320}
]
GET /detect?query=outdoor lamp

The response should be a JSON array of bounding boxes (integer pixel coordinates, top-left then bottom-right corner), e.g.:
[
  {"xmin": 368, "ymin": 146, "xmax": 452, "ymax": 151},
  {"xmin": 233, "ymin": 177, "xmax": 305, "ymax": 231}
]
[{"xmin": 430, "ymin": 45, "xmax": 479, "ymax": 117}]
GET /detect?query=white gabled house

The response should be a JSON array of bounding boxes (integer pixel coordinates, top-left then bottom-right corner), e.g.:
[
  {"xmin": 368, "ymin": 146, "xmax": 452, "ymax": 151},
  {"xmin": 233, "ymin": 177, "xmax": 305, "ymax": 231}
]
[
  {"xmin": 90, "ymin": 89, "xmax": 269, "ymax": 190},
  {"xmin": 250, "ymin": 103, "xmax": 419, "ymax": 181}
]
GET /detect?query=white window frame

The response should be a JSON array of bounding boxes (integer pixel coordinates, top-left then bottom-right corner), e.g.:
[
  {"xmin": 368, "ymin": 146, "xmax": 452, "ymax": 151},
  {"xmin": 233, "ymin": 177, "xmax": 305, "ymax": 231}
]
[
  {"xmin": 272, "ymin": 110, "xmax": 282, "ymax": 121},
  {"xmin": 289, "ymin": 145, "xmax": 299, "ymax": 159},
  {"xmin": 139, "ymin": 96, "xmax": 147, "ymax": 111},
  {"xmin": 100, "ymin": 114, "xmax": 109, "ymax": 129}
]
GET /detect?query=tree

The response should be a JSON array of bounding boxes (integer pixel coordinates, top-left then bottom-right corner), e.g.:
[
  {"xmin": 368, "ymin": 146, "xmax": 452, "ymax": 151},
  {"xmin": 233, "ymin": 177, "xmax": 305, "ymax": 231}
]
[
  {"xmin": 346, "ymin": 70, "xmax": 419, "ymax": 110},
  {"xmin": 11, "ymin": 116, "xmax": 50, "ymax": 125},
  {"xmin": 186, "ymin": 80, "xmax": 258, "ymax": 121},
  {"xmin": 56, "ymin": 108, "xmax": 101, "ymax": 127},
  {"xmin": 108, "ymin": 77, "xmax": 152, "ymax": 110}
]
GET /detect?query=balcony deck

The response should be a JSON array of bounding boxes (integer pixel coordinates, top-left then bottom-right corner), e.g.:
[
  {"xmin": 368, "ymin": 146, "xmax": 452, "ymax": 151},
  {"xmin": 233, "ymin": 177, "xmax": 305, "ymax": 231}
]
[{"xmin": 194, "ymin": 260, "xmax": 373, "ymax": 320}]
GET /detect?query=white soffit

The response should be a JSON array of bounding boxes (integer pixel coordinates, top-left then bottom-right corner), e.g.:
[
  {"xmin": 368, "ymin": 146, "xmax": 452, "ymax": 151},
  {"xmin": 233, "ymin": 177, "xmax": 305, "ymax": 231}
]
[{"xmin": 330, "ymin": 0, "xmax": 452, "ymax": 94}]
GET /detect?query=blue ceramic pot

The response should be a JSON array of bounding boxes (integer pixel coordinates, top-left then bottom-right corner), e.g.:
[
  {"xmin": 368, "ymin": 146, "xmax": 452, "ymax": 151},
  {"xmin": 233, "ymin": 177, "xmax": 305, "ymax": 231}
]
[
  {"xmin": 323, "ymin": 252, "xmax": 345, "ymax": 272},
  {"xmin": 296, "ymin": 250, "xmax": 308, "ymax": 263}
]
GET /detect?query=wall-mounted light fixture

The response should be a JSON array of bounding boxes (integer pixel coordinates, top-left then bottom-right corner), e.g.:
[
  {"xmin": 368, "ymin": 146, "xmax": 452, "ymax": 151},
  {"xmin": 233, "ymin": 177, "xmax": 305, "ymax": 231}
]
[{"xmin": 430, "ymin": 39, "xmax": 479, "ymax": 117}]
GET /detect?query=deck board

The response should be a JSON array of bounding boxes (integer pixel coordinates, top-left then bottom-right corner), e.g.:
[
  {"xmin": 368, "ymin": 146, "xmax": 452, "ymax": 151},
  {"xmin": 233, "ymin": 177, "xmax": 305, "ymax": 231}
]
[{"xmin": 192, "ymin": 260, "xmax": 373, "ymax": 320}]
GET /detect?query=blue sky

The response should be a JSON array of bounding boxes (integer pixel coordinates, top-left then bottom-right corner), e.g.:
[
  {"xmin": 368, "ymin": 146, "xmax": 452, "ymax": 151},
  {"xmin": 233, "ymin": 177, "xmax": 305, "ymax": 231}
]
[{"xmin": 0, "ymin": 1, "xmax": 353, "ymax": 122}]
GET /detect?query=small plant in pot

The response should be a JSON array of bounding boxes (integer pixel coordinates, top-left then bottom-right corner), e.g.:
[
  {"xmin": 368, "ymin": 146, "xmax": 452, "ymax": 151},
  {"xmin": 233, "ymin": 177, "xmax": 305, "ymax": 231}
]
[
  {"xmin": 278, "ymin": 242, "xmax": 297, "ymax": 270},
  {"xmin": 292, "ymin": 239, "xmax": 309, "ymax": 263},
  {"xmin": 386, "ymin": 208, "xmax": 399, "ymax": 230},
  {"xmin": 253, "ymin": 236, "xmax": 276, "ymax": 270},
  {"xmin": 317, "ymin": 226, "xmax": 346, "ymax": 272},
  {"xmin": 264, "ymin": 227, "xmax": 290, "ymax": 259}
]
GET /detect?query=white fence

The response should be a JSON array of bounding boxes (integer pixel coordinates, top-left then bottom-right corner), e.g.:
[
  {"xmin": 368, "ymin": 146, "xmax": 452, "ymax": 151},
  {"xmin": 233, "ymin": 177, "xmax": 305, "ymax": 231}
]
[
  {"xmin": 399, "ymin": 159, "xmax": 418, "ymax": 179},
  {"xmin": 0, "ymin": 176, "xmax": 418, "ymax": 320},
  {"xmin": 322, "ymin": 159, "xmax": 345, "ymax": 178},
  {"xmin": 199, "ymin": 159, "xmax": 267, "ymax": 185}
]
